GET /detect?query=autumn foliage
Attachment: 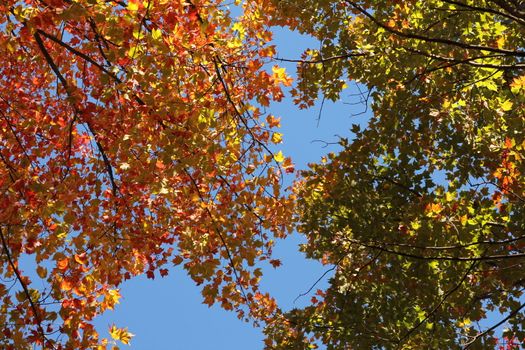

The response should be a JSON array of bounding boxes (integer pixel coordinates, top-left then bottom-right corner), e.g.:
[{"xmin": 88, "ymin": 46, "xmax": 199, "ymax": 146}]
[
  {"xmin": 4, "ymin": 0, "xmax": 525, "ymax": 349},
  {"xmin": 0, "ymin": 0, "xmax": 293, "ymax": 348}
]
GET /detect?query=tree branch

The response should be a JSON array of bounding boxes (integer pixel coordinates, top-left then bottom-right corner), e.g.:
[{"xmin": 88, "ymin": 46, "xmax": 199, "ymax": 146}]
[
  {"xmin": 398, "ymin": 259, "xmax": 478, "ymax": 344},
  {"xmin": 343, "ymin": 237, "xmax": 525, "ymax": 262},
  {"xmin": 462, "ymin": 301, "xmax": 525, "ymax": 349},
  {"xmin": 0, "ymin": 226, "xmax": 49, "ymax": 349},
  {"xmin": 34, "ymin": 31, "xmax": 120, "ymax": 196},
  {"xmin": 344, "ymin": 0, "xmax": 525, "ymax": 57},
  {"xmin": 273, "ymin": 52, "xmax": 368, "ymax": 64}
]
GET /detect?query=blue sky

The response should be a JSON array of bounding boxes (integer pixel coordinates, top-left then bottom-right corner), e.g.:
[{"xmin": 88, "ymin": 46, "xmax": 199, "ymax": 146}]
[{"xmin": 92, "ymin": 26, "xmax": 369, "ymax": 349}]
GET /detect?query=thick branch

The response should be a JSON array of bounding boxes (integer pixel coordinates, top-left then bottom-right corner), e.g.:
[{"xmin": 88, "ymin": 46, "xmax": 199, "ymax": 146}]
[{"xmin": 36, "ymin": 29, "xmax": 120, "ymax": 82}]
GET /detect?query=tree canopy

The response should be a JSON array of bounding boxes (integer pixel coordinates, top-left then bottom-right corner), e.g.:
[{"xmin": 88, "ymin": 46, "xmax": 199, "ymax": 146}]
[
  {"xmin": 0, "ymin": 0, "xmax": 293, "ymax": 348},
  {"xmin": 263, "ymin": 0, "xmax": 525, "ymax": 349},
  {"xmin": 3, "ymin": 0, "xmax": 525, "ymax": 349}
]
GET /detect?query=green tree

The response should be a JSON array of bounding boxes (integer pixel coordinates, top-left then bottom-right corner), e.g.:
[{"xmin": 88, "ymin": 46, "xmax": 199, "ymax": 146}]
[{"xmin": 265, "ymin": 1, "xmax": 525, "ymax": 349}]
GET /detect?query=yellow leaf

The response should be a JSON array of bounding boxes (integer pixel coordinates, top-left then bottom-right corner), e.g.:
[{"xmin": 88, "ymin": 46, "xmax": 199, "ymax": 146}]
[
  {"xmin": 231, "ymin": 22, "xmax": 246, "ymax": 38},
  {"xmin": 127, "ymin": 0, "xmax": 139, "ymax": 12},
  {"xmin": 458, "ymin": 318, "xmax": 471, "ymax": 327},
  {"xmin": 271, "ymin": 66, "xmax": 292, "ymax": 86},
  {"xmin": 109, "ymin": 325, "xmax": 134, "ymax": 345},
  {"xmin": 274, "ymin": 151, "xmax": 285, "ymax": 163},
  {"xmin": 226, "ymin": 38, "xmax": 242, "ymax": 49},
  {"xmin": 511, "ymin": 75, "xmax": 525, "ymax": 94},
  {"xmin": 271, "ymin": 132, "xmax": 282, "ymax": 144},
  {"xmin": 500, "ymin": 99, "xmax": 513, "ymax": 112},
  {"xmin": 151, "ymin": 28, "xmax": 162, "ymax": 40},
  {"xmin": 104, "ymin": 289, "xmax": 121, "ymax": 310},
  {"xmin": 127, "ymin": 46, "xmax": 140, "ymax": 58},
  {"xmin": 496, "ymin": 36, "xmax": 505, "ymax": 49},
  {"xmin": 132, "ymin": 29, "xmax": 144, "ymax": 39}
]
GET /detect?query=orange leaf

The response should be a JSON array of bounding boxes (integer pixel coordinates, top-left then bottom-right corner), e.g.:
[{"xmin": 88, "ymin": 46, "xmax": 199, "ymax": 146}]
[
  {"xmin": 74, "ymin": 253, "xmax": 87, "ymax": 265},
  {"xmin": 60, "ymin": 279, "xmax": 73, "ymax": 292},
  {"xmin": 57, "ymin": 258, "xmax": 69, "ymax": 271},
  {"xmin": 266, "ymin": 115, "xmax": 281, "ymax": 128}
]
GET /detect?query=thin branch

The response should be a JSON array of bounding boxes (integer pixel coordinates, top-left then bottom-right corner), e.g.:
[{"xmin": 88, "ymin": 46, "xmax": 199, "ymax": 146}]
[
  {"xmin": 373, "ymin": 175, "xmax": 423, "ymax": 198},
  {"xmin": 462, "ymin": 301, "xmax": 525, "ymax": 349},
  {"xmin": 0, "ymin": 109, "xmax": 34, "ymax": 169},
  {"xmin": 0, "ymin": 154, "xmax": 18, "ymax": 183},
  {"xmin": 316, "ymin": 95, "xmax": 326, "ymax": 127},
  {"xmin": 0, "ymin": 226, "xmax": 49, "ymax": 349},
  {"xmin": 295, "ymin": 249, "xmax": 383, "ymax": 303},
  {"xmin": 34, "ymin": 31, "xmax": 120, "ymax": 196},
  {"xmin": 398, "ymin": 260, "xmax": 478, "ymax": 344},
  {"xmin": 343, "ymin": 237, "xmax": 525, "ymax": 262},
  {"xmin": 403, "ymin": 46, "xmax": 525, "ymax": 70},
  {"xmin": 183, "ymin": 168, "xmax": 252, "ymax": 310},
  {"xmin": 293, "ymin": 251, "xmax": 353, "ymax": 304},
  {"xmin": 273, "ymin": 52, "xmax": 368, "ymax": 64},
  {"xmin": 441, "ymin": 0, "xmax": 525, "ymax": 26},
  {"xmin": 344, "ymin": 0, "xmax": 525, "ymax": 57}
]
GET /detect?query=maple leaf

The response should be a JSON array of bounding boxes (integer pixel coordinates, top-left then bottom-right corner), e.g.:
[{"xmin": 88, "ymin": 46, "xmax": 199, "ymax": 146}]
[
  {"xmin": 272, "ymin": 65, "xmax": 293, "ymax": 87},
  {"xmin": 511, "ymin": 74, "xmax": 525, "ymax": 94},
  {"xmin": 109, "ymin": 325, "xmax": 134, "ymax": 345},
  {"xmin": 267, "ymin": 115, "xmax": 281, "ymax": 128},
  {"xmin": 274, "ymin": 151, "xmax": 285, "ymax": 163}
]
